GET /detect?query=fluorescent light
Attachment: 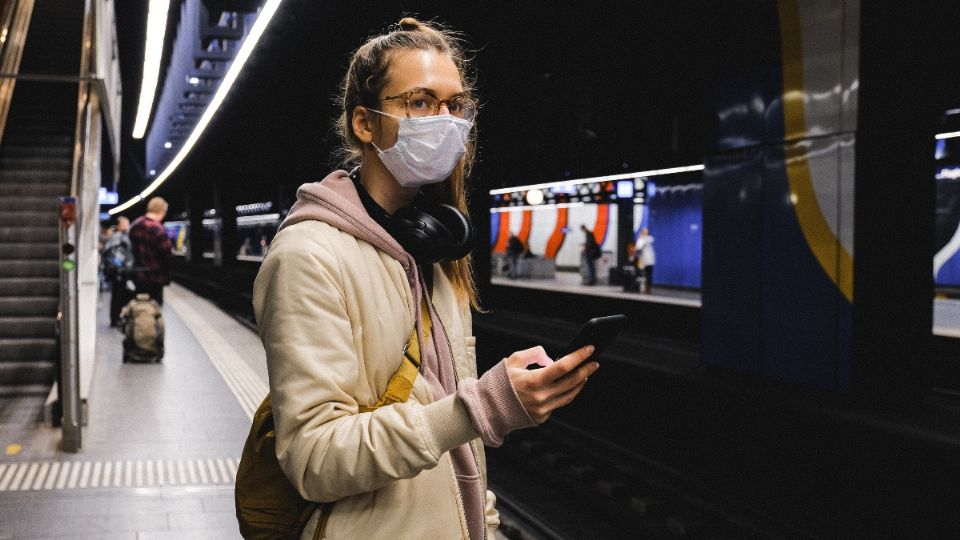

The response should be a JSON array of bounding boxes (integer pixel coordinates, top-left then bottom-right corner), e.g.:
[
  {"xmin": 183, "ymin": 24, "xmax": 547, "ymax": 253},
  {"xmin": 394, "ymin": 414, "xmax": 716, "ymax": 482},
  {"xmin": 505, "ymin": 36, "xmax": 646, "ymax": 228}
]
[
  {"xmin": 489, "ymin": 164, "xmax": 704, "ymax": 195},
  {"xmin": 936, "ymin": 131, "xmax": 960, "ymax": 140},
  {"xmin": 490, "ymin": 202, "xmax": 585, "ymax": 213},
  {"xmin": 236, "ymin": 213, "xmax": 280, "ymax": 225},
  {"xmin": 131, "ymin": 0, "xmax": 171, "ymax": 139},
  {"xmin": 111, "ymin": 0, "xmax": 286, "ymax": 216}
]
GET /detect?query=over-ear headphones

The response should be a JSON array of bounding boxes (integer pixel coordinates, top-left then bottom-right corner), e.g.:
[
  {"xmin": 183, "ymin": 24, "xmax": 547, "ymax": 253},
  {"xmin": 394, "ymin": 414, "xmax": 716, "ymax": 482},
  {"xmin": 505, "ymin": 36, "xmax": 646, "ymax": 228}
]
[
  {"xmin": 349, "ymin": 168, "xmax": 474, "ymax": 265},
  {"xmin": 390, "ymin": 203, "xmax": 474, "ymax": 265}
]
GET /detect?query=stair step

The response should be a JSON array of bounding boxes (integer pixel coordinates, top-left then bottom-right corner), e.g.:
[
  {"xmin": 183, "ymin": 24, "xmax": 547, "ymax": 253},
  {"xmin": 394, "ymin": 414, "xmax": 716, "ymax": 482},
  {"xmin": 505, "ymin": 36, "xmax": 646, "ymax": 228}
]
[
  {"xmin": 0, "ymin": 226, "xmax": 59, "ymax": 243},
  {"xmin": 0, "ymin": 169, "xmax": 71, "ymax": 183},
  {"xmin": 0, "ymin": 259, "xmax": 60, "ymax": 278},
  {"xmin": 0, "ymin": 277, "xmax": 59, "ymax": 296},
  {"xmin": 0, "ymin": 383, "xmax": 51, "ymax": 397},
  {"xmin": 0, "ymin": 196, "xmax": 64, "ymax": 211},
  {"xmin": 0, "ymin": 134, "xmax": 72, "ymax": 147},
  {"xmin": 0, "ymin": 243, "xmax": 58, "ymax": 260},
  {"xmin": 0, "ymin": 316, "xmax": 56, "ymax": 338},
  {"xmin": 0, "ymin": 211, "xmax": 60, "ymax": 227},
  {"xmin": 0, "ymin": 144, "xmax": 73, "ymax": 159},
  {"xmin": 0, "ymin": 296, "xmax": 58, "ymax": 316},
  {"xmin": 0, "ymin": 360, "xmax": 56, "ymax": 386},
  {"xmin": 0, "ymin": 338, "xmax": 58, "ymax": 361},
  {"xmin": 0, "ymin": 182, "xmax": 69, "ymax": 197},
  {"xmin": 0, "ymin": 156, "xmax": 73, "ymax": 170}
]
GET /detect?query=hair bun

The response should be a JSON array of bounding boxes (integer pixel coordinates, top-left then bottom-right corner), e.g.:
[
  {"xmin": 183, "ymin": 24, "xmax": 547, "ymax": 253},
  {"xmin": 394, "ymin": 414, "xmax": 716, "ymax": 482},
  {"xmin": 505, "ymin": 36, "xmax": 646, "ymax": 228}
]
[{"xmin": 398, "ymin": 17, "xmax": 422, "ymax": 31}]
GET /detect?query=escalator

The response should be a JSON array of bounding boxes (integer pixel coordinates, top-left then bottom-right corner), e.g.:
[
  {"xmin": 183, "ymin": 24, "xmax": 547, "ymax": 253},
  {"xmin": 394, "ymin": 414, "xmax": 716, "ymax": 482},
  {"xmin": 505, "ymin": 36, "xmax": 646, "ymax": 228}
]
[{"xmin": 0, "ymin": 0, "xmax": 82, "ymax": 420}]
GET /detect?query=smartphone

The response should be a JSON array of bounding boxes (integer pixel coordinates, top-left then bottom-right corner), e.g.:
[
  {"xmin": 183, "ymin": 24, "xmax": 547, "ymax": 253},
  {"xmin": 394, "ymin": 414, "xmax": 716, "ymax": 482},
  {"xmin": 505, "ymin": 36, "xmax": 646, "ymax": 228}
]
[{"xmin": 528, "ymin": 314, "xmax": 627, "ymax": 370}]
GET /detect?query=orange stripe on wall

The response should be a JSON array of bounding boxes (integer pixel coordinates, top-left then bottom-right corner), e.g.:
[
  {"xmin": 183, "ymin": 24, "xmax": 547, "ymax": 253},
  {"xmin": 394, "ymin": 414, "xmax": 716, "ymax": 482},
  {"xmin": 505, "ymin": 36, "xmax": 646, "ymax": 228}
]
[
  {"xmin": 545, "ymin": 208, "xmax": 568, "ymax": 259},
  {"xmin": 493, "ymin": 212, "xmax": 511, "ymax": 253},
  {"xmin": 592, "ymin": 204, "xmax": 609, "ymax": 247},
  {"xmin": 518, "ymin": 210, "xmax": 532, "ymax": 246}
]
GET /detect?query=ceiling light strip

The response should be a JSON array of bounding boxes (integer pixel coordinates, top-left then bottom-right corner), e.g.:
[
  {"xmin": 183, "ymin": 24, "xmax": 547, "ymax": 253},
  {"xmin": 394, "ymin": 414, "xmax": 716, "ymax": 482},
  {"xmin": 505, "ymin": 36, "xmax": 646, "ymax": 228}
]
[
  {"xmin": 935, "ymin": 131, "xmax": 960, "ymax": 140},
  {"xmin": 131, "ymin": 0, "xmax": 171, "ymax": 139},
  {"xmin": 112, "ymin": 0, "xmax": 285, "ymax": 216},
  {"xmin": 488, "ymin": 164, "xmax": 704, "ymax": 196}
]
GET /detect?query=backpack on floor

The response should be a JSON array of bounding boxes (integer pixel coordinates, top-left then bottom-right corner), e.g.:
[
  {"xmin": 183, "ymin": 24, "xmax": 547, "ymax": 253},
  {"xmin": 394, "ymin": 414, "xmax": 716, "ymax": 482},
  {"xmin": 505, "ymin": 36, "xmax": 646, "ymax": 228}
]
[
  {"xmin": 235, "ymin": 310, "xmax": 430, "ymax": 539},
  {"xmin": 121, "ymin": 293, "xmax": 164, "ymax": 363}
]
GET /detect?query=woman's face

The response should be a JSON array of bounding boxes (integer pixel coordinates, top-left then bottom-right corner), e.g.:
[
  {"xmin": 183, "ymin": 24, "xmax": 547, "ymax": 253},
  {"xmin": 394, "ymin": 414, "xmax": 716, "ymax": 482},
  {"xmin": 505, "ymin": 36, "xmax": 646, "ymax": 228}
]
[{"xmin": 370, "ymin": 48, "xmax": 463, "ymax": 150}]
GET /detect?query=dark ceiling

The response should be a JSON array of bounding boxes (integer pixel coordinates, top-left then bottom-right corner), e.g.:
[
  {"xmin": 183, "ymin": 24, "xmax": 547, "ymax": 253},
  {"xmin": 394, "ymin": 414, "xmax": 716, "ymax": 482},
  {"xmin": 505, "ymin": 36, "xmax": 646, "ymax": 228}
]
[{"xmin": 111, "ymin": 1, "xmax": 716, "ymax": 216}]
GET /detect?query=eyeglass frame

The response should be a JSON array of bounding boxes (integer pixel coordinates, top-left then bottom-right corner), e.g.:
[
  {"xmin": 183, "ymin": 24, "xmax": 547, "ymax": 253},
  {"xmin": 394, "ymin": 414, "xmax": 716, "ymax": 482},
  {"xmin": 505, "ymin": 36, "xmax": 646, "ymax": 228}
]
[{"xmin": 379, "ymin": 87, "xmax": 478, "ymax": 120}]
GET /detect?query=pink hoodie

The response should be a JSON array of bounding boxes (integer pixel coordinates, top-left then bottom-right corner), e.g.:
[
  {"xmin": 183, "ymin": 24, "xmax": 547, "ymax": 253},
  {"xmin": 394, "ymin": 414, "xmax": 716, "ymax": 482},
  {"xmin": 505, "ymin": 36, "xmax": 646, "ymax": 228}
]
[{"xmin": 278, "ymin": 170, "xmax": 534, "ymax": 539}]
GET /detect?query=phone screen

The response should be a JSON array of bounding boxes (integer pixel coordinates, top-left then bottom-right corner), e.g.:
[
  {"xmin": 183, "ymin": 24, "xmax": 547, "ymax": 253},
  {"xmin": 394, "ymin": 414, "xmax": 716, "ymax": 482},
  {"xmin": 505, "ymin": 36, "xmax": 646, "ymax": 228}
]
[
  {"xmin": 560, "ymin": 314, "xmax": 627, "ymax": 363},
  {"xmin": 528, "ymin": 314, "xmax": 627, "ymax": 370}
]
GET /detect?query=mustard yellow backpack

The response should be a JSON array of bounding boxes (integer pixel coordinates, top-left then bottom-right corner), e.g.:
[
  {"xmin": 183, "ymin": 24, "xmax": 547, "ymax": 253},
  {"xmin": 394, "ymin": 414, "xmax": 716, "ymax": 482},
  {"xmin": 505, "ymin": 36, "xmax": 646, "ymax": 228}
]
[{"xmin": 236, "ymin": 318, "xmax": 429, "ymax": 539}]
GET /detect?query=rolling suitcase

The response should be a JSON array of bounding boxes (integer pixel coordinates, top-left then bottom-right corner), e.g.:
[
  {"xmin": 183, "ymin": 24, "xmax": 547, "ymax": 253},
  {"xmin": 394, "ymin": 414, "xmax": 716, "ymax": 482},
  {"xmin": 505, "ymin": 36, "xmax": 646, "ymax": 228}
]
[{"xmin": 120, "ymin": 293, "xmax": 164, "ymax": 363}]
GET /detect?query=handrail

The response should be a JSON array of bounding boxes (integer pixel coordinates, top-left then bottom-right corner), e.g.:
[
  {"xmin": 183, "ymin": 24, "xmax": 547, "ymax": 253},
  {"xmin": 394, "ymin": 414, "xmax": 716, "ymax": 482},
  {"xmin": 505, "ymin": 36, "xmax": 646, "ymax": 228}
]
[
  {"xmin": 70, "ymin": 0, "xmax": 93, "ymax": 198},
  {"xmin": 0, "ymin": 0, "xmax": 35, "ymax": 147},
  {"xmin": 0, "ymin": 72, "xmax": 118, "ymax": 160}
]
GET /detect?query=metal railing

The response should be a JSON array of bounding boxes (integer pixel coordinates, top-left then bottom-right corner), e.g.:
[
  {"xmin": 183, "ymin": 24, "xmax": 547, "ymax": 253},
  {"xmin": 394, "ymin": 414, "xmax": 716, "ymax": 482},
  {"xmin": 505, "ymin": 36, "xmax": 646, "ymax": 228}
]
[{"xmin": 0, "ymin": 0, "xmax": 35, "ymax": 147}]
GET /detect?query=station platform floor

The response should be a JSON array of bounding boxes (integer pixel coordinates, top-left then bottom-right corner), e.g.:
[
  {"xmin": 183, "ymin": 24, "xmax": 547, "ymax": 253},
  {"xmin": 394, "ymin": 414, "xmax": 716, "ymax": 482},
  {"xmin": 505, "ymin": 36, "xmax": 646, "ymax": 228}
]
[{"xmin": 0, "ymin": 283, "xmax": 266, "ymax": 539}]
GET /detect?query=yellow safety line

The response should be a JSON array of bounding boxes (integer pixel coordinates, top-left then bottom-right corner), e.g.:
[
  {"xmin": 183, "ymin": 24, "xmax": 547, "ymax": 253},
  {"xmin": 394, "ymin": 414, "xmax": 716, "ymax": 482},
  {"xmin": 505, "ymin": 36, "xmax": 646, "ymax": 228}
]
[{"xmin": 778, "ymin": 0, "xmax": 854, "ymax": 302}]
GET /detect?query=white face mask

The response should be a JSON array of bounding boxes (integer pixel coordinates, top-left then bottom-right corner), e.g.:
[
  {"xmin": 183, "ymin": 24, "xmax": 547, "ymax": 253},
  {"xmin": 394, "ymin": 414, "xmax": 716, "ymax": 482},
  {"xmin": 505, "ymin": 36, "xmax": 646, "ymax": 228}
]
[{"xmin": 369, "ymin": 109, "xmax": 472, "ymax": 188}]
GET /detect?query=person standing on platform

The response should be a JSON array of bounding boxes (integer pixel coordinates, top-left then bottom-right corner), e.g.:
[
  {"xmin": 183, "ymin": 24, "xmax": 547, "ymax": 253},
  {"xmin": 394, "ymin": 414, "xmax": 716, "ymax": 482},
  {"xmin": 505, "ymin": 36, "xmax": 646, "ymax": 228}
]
[
  {"xmin": 635, "ymin": 226, "xmax": 656, "ymax": 293},
  {"xmin": 249, "ymin": 18, "xmax": 599, "ymax": 539},
  {"xmin": 129, "ymin": 197, "xmax": 173, "ymax": 305},
  {"xmin": 506, "ymin": 233, "xmax": 523, "ymax": 278},
  {"xmin": 580, "ymin": 224, "xmax": 600, "ymax": 285},
  {"xmin": 103, "ymin": 216, "xmax": 132, "ymax": 326}
]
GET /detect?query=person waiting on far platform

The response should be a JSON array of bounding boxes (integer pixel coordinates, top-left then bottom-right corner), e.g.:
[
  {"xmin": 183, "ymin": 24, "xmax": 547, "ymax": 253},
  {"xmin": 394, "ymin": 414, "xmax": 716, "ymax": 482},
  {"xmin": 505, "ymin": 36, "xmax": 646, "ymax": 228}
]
[
  {"xmin": 580, "ymin": 224, "xmax": 601, "ymax": 285},
  {"xmin": 246, "ymin": 17, "xmax": 599, "ymax": 539},
  {"xmin": 635, "ymin": 226, "xmax": 656, "ymax": 293}
]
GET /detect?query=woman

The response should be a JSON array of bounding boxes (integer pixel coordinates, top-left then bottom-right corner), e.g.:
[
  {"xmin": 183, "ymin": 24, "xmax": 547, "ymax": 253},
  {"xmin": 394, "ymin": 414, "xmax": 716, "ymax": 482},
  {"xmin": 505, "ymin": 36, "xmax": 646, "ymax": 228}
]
[
  {"xmin": 253, "ymin": 17, "xmax": 599, "ymax": 539},
  {"xmin": 635, "ymin": 227, "xmax": 656, "ymax": 293}
]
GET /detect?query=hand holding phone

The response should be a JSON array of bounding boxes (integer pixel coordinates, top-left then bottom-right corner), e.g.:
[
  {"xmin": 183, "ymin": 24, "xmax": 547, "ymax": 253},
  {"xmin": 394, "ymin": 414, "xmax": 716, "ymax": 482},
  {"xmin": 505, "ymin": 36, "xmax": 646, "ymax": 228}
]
[{"xmin": 528, "ymin": 314, "xmax": 627, "ymax": 369}]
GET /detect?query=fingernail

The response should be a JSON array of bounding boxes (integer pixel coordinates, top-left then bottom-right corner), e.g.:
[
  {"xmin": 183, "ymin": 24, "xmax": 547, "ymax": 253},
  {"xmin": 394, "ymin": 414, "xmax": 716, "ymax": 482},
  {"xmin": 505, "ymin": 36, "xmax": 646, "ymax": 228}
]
[{"xmin": 587, "ymin": 345, "xmax": 595, "ymax": 354}]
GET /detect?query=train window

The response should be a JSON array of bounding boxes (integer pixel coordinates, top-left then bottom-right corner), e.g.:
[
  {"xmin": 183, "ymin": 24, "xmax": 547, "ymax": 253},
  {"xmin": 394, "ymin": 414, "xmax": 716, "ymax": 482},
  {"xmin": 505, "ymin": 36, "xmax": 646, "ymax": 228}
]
[
  {"xmin": 202, "ymin": 209, "xmax": 221, "ymax": 261},
  {"xmin": 163, "ymin": 220, "xmax": 190, "ymax": 257},
  {"xmin": 489, "ymin": 169, "xmax": 702, "ymax": 296},
  {"xmin": 934, "ymin": 114, "xmax": 960, "ymax": 333},
  {"xmin": 933, "ymin": 111, "xmax": 960, "ymax": 391},
  {"xmin": 235, "ymin": 202, "xmax": 280, "ymax": 263}
]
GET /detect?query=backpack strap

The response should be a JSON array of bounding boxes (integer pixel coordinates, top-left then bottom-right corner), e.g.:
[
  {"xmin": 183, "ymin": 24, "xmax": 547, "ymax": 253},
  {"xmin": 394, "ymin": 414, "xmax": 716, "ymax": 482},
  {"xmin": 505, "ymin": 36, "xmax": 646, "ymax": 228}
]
[{"xmin": 358, "ymin": 297, "xmax": 431, "ymax": 413}]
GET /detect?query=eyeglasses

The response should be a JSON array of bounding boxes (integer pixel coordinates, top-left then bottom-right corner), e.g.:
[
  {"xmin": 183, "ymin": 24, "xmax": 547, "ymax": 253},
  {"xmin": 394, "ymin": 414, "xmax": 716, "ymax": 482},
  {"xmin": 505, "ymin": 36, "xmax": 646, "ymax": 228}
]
[{"xmin": 381, "ymin": 88, "xmax": 478, "ymax": 121}]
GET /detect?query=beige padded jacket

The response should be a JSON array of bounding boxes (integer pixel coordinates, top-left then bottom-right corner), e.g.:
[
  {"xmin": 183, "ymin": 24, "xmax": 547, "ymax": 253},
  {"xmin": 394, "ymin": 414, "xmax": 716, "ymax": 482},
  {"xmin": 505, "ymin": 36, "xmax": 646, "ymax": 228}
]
[{"xmin": 252, "ymin": 172, "xmax": 531, "ymax": 539}]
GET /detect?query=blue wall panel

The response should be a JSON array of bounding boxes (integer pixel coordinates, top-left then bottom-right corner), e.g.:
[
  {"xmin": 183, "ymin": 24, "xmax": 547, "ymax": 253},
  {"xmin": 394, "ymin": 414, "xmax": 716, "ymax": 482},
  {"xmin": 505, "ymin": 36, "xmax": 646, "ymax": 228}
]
[{"xmin": 647, "ymin": 182, "xmax": 702, "ymax": 288}]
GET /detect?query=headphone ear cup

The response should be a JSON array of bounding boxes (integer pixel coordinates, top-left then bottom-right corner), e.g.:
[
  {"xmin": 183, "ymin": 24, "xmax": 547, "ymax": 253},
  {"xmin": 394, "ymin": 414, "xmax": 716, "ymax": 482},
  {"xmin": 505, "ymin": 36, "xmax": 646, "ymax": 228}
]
[
  {"xmin": 390, "ymin": 207, "xmax": 442, "ymax": 265},
  {"xmin": 430, "ymin": 204, "xmax": 474, "ymax": 260}
]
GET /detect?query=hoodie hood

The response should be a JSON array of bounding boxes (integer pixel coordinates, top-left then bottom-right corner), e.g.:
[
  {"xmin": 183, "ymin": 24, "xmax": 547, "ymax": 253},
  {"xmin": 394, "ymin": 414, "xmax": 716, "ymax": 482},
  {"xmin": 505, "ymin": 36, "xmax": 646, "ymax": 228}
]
[{"xmin": 279, "ymin": 170, "xmax": 416, "ymax": 274}]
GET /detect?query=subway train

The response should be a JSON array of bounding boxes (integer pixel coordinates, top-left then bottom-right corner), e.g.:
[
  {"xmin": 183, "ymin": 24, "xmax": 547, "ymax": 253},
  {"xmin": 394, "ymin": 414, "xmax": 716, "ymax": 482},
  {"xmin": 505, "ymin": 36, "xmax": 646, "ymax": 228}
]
[{"xmin": 102, "ymin": 0, "xmax": 960, "ymax": 536}]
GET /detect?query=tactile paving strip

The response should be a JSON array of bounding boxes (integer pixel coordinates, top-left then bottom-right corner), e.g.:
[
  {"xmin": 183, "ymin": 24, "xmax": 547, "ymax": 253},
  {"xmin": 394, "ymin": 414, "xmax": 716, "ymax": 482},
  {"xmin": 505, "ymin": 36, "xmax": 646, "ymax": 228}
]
[{"xmin": 0, "ymin": 457, "xmax": 239, "ymax": 491}]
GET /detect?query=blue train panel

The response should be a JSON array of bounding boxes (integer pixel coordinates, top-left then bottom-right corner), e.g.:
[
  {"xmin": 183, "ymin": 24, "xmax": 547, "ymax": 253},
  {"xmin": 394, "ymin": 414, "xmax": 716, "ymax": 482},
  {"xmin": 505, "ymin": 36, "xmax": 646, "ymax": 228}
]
[
  {"xmin": 702, "ymin": 148, "xmax": 765, "ymax": 376},
  {"xmin": 702, "ymin": 0, "xmax": 858, "ymax": 392}
]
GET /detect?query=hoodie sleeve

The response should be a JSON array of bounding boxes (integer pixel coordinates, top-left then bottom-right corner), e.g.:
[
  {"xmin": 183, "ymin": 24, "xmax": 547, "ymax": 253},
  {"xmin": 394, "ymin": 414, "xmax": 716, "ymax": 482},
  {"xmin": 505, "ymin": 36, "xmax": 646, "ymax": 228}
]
[{"xmin": 253, "ymin": 229, "xmax": 481, "ymax": 502}]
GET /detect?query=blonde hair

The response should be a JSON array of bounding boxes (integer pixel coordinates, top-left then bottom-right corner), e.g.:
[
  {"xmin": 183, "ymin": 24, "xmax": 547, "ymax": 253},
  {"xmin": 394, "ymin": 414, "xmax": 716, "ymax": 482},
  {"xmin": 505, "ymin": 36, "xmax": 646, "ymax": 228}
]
[
  {"xmin": 335, "ymin": 17, "xmax": 480, "ymax": 310},
  {"xmin": 146, "ymin": 197, "xmax": 168, "ymax": 214}
]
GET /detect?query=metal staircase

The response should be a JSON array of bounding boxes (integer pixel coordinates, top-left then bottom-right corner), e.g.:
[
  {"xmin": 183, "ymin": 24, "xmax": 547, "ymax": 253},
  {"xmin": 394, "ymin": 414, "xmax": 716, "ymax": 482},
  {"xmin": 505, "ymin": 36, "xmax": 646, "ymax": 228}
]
[{"xmin": 0, "ymin": 0, "xmax": 82, "ymax": 418}]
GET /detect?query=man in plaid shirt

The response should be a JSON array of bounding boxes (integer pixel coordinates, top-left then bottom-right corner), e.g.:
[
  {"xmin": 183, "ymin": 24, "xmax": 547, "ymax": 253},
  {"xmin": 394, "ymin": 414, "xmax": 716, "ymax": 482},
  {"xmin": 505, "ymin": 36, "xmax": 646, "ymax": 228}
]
[{"xmin": 129, "ymin": 197, "xmax": 173, "ymax": 304}]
